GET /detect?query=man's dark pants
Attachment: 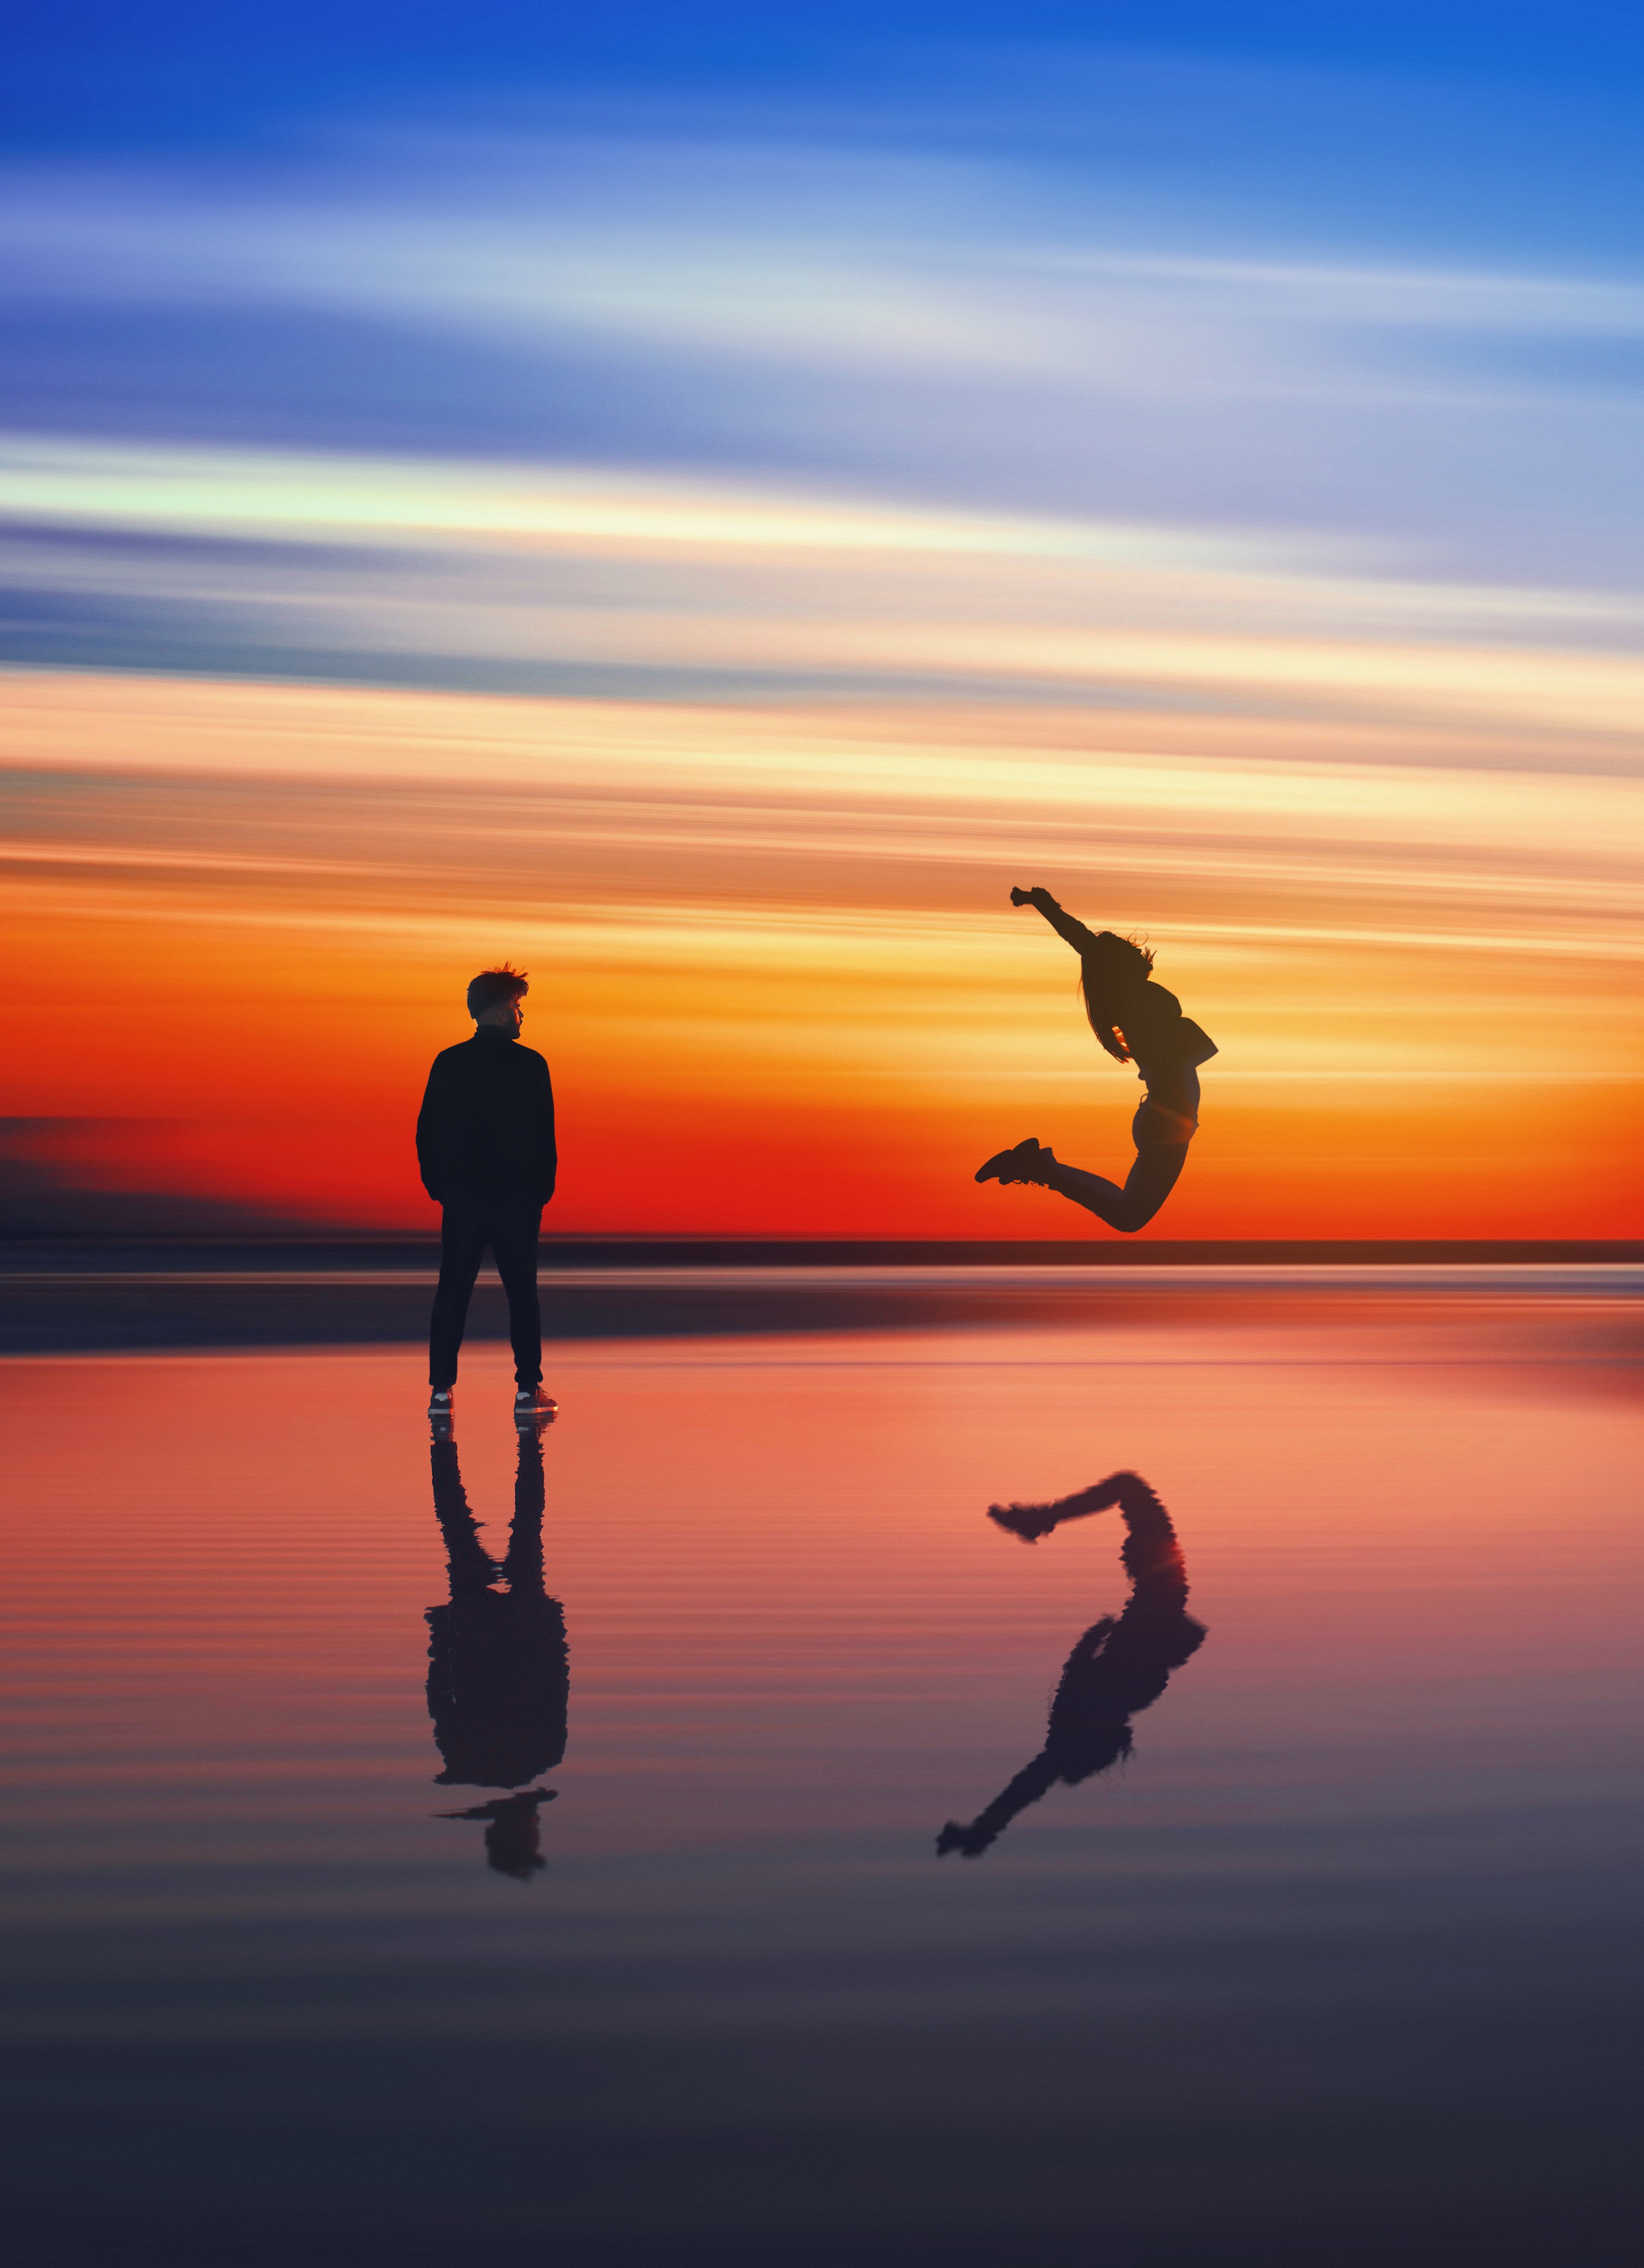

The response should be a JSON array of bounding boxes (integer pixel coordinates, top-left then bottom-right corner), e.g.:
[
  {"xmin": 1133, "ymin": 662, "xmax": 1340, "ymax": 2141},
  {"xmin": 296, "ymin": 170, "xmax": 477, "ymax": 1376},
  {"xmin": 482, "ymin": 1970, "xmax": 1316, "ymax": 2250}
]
[{"xmin": 429, "ymin": 1189, "xmax": 544, "ymax": 1389}]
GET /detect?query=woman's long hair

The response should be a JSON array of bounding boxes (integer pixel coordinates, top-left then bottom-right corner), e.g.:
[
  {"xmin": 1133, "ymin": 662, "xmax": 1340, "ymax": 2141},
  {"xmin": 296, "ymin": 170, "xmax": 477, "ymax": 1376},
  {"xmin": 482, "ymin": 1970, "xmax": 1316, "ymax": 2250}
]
[{"xmin": 1079, "ymin": 932, "xmax": 1154, "ymax": 1063}]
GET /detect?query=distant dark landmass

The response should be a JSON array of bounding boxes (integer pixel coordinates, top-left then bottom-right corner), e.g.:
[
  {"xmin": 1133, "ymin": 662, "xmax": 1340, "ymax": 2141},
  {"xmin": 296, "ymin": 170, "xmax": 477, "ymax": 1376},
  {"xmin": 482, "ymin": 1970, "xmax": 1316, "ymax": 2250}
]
[
  {"xmin": 1, "ymin": 1234, "xmax": 1638, "ymax": 1356},
  {"xmin": 5, "ymin": 1124, "xmax": 1636, "ymax": 1276},
  {"xmin": 4, "ymin": 1234, "xmax": 1641, "ymax": 1268},
  {"xmin": 3, "ymin": 1122, "xmax": 1639, "ymax": 1354},
  {"xmin": 0, "ymin": 1119, "xmax": 311, "ymax": 1241}
]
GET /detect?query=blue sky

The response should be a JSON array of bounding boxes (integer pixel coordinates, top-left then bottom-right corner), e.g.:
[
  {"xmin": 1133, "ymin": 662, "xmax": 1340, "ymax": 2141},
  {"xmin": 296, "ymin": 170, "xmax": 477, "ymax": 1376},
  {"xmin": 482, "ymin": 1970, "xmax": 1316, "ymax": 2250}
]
[
  {"xmin": 10, "ymin": 6, "xmax": 1644, "ymax": 151},
  {"xmin": 3, "ymin": 0, "xmax": 1642, "ymax": 694}
]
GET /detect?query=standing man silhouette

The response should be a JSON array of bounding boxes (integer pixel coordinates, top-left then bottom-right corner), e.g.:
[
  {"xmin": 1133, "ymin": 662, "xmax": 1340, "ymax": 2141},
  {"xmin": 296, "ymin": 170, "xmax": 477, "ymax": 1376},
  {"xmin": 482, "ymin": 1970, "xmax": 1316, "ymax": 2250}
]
[{"xmin": 418, "ymin": 964, "xmax": 558, "ymax": 1422}]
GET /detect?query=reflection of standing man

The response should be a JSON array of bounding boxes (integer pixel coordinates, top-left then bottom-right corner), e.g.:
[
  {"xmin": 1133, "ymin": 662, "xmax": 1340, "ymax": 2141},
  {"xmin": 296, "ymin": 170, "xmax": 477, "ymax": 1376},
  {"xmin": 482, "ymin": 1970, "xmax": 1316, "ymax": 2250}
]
[
  {"xmin": 427, "ymin": 1421, "xmax": 569, "ymax": 1877},
  {"xmin": 418, "ymin": 965, "xmax": 558, "ymax": 1423}
]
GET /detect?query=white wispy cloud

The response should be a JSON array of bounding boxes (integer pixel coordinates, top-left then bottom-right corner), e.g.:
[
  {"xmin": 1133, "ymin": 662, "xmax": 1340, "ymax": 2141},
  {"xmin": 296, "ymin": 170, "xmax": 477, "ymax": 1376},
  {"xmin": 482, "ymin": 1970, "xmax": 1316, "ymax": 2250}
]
[
  {"xmin": 5, "ymin": 434, "xmax": 1643, "ymax": 752},
  {"xmin": 6, "ymin": 141, "xmax": 1644, "ymax": 388},
  {"xmin": 0, "ymin": 98, "xmax": 1641, "ymax": 618}
]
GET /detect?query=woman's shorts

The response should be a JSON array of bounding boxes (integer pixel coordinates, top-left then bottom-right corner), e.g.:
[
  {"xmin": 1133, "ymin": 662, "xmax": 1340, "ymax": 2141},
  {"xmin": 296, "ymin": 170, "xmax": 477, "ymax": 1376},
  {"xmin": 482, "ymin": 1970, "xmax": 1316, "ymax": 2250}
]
[{"xmin": 1132, "ymin": 1096, "xmax": 1198, "ymax": 1150}]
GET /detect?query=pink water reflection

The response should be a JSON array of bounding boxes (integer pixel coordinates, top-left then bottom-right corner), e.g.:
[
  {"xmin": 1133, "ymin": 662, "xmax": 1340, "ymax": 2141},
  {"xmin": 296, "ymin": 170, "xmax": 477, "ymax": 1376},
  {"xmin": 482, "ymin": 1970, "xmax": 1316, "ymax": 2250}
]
[{"xmin": 0, "ymin": 1295, "xmax": 1638, "ymax": 2265}]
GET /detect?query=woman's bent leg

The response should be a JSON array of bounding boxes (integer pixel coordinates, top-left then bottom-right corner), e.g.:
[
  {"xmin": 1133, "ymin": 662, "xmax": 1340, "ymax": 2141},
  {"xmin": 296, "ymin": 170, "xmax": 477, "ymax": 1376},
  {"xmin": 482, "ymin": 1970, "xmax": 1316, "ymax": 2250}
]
[{"xmin": 1043, "ymin": 1143, "xmax": 1189, "ymax": 1232}]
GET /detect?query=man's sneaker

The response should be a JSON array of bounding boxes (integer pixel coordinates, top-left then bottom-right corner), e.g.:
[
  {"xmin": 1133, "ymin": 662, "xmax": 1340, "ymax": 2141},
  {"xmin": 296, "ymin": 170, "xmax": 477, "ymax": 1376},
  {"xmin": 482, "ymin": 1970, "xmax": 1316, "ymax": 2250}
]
[
  {"xmin": 429, "ymin": 1388, "xmax": 454, "ymax": 1419},
  {"xmin": 514, "ymin": 1387, "xmax": 558, "ymax": 1422}
]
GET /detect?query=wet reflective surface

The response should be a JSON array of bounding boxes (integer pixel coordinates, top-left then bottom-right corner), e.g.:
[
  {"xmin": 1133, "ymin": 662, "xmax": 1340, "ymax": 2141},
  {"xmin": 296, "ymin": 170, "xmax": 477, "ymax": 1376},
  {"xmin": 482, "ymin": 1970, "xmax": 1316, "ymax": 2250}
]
[{"xmin": 2, "ymin": 1291, "xmax": 1639, "ymax": 2265}]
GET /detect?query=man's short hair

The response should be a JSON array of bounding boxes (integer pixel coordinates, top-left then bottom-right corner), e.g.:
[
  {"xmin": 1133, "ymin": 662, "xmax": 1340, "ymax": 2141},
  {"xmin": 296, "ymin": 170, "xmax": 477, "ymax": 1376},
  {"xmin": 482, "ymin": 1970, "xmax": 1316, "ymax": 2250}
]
[{"xmin": 467, "ymin": 964, "xmax": 529, "ymax": 1018}]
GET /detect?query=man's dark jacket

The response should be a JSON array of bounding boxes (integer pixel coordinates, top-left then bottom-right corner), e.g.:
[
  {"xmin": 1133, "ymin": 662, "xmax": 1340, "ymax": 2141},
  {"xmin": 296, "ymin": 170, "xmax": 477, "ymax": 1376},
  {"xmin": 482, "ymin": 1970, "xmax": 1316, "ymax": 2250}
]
[{"xmin": 416, "ymin": 1031, "xmax": 557, "ymax": 1206}]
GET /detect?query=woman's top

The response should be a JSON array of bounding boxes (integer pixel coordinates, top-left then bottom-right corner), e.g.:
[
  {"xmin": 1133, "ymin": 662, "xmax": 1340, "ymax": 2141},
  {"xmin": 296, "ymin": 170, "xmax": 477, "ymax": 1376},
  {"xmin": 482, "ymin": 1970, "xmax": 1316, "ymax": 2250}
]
[
  {"xmin": 1033, "ymin": 900, "xmax": 1216, "ymax": 1118},
  {"xmin": 1113, "ymin": 976, "xmax": 1218, "ymax": 1087},
  {"xmin": 1119, "ymin": 985, "xmax": 1213, "ymax": 1135}
]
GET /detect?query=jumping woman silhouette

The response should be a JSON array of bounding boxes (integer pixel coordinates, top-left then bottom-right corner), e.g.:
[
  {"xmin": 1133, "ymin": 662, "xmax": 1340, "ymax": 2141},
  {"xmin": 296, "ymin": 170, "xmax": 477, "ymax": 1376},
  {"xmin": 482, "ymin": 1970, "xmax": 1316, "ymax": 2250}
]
[{"xmin": 976, "ymin": 886, "xmax": 1217, "ymax": 1232}]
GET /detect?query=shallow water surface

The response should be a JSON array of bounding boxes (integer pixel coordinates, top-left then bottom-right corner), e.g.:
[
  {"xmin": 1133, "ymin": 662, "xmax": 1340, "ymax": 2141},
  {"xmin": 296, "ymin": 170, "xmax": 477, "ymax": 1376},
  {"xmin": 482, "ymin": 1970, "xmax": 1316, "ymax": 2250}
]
[{"xmin": 2, "ymin": 1291, "xmax": 1639, "ymax": 2266}]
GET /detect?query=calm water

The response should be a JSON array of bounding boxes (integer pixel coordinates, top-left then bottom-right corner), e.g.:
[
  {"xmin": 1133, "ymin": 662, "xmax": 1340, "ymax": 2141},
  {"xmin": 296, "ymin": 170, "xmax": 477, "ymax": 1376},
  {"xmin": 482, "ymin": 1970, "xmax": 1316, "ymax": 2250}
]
[{"xmin": 2, "ymin": 1287, "xmax": 1639, "ymax": 2266}]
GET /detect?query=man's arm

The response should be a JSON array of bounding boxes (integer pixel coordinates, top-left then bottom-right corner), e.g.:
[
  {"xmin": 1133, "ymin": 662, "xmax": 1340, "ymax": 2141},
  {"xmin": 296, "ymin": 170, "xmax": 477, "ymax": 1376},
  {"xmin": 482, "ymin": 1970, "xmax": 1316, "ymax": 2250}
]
[
  {"xmin": 541, "ymin": 1061, "xmax": 558, "ymax": 1202},
  {"xmin": 1010, "ymin": 885, "xmax": 1101, "ymax": 957},
  {"xmin": 415, "ymin": 1055, "xmax": 454, "ymax": 1201}
]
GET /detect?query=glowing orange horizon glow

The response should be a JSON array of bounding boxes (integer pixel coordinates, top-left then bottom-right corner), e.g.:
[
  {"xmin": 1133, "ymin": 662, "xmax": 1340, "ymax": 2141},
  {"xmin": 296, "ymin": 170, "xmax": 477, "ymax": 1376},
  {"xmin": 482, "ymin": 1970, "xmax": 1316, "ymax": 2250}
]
[{"xmin": 4, "ymin": 669, "xmax": 1640, "ymax": 1239}]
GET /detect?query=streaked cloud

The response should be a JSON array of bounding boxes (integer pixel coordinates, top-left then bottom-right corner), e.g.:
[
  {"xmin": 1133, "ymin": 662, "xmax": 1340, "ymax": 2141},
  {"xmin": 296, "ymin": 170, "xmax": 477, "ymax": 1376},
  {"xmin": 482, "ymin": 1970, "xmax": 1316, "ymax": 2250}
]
[
  {"xmin": 4, "ymin": 442, "xmax": 1643, "ymax": 749},
  {"xmin": 11, "ymin": 672, "xmax": 1642, "ymax": 1004},
  {"xmin": 13, "ymin": 148, "xmax": 1644, "ymax": 381},
  {"xmin": 4, "ymin": 117, "xmax": 1643, "ymax": 578}
]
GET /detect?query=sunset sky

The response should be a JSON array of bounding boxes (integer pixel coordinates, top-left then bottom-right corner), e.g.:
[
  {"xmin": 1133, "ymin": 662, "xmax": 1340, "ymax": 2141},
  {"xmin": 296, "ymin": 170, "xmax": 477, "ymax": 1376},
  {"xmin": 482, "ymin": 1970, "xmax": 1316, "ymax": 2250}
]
[{"xmin": 3, "ymin": 4, "xmax": 1641, "ymax": 1237}]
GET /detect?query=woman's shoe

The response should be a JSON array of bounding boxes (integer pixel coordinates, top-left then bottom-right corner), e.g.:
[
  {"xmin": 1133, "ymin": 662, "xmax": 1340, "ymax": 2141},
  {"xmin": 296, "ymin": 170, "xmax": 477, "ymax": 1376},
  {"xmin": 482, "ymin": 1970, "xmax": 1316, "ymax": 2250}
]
[
  {"xmin": 987, "ymin": 1500, "xmax": 1060, "ymax": 1542},
  {"xmin": 975, "ymin": 1138, "xmax": 1053, "ymax": 1186}
]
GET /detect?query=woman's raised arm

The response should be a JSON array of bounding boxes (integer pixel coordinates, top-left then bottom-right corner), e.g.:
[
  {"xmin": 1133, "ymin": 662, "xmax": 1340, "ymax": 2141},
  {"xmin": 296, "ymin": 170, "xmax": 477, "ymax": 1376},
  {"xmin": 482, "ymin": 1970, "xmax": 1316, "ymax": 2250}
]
[{"xmin": 1010, "ymin": 885, "xmax": 1101, "ymax": 956}]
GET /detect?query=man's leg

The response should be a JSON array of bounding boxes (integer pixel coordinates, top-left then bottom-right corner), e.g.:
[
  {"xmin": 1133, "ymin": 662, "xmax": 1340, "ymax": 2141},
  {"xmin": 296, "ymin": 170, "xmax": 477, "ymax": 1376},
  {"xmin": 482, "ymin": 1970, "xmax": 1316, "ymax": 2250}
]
[
  {"xmin": 429, "ymin": 1194, "xmax": 489, "ymax": 1389},
  {"xmin": 430, "ymin": 1436, "xmax": 499, "ymax": 1594},
  {"xmin": 490, "ymin": 1199, "xmax": 545, "ymax": 1388},
  {"xmin": 500, "ymin": 1421, "xmax": 546, "ymax": 1594}
]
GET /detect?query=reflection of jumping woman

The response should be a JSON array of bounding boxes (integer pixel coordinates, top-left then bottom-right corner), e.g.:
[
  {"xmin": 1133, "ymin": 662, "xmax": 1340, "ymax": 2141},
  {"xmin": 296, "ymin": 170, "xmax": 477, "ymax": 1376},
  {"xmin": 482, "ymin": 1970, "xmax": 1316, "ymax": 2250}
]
[{"xmin": 976, "ymin": 885, "xmax": 1217, "ymax": 1232}]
